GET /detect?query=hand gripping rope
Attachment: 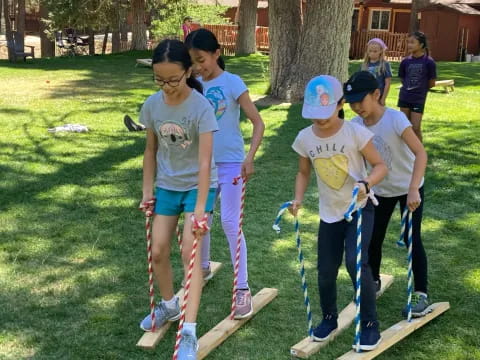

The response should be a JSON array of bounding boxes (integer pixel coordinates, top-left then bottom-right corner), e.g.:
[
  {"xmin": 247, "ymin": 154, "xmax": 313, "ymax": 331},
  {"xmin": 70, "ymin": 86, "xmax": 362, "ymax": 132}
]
[
  {"xmin": 139, "ymin": 198, "xmax": 157, "ymax": 332},
  {"xmin": 344, "ymin": 187, "xmax": 362, "ymax": 353},
  {"xmin": 172, "ymin": 214, "xmax": 210, "ymax": 360},
  {"xmin": 231, "ymin": 176, "xmax": 246, "ymax": 320},
  {"xmin": 273, "ymin": 201, "xmax": 313, "ymax": 339}
]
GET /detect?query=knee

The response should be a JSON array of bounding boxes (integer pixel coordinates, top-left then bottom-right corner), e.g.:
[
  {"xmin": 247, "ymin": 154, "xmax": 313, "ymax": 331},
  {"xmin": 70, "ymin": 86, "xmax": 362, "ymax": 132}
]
[
  {"xmin": 221, "ymin": 218, "xmax": 237, "ymax": 235},
  {"xmin": 152, "ymin": 243, "xmax": 170, "ymax": 264}
]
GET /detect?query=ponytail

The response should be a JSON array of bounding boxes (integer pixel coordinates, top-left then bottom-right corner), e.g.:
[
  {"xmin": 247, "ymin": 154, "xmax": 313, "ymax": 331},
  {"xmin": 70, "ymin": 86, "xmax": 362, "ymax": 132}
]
[
  {"xmin": 187, "ymin": 75, "xmax": 203, "ymax": 93},
  {"xmin": 217, "ymin": 56, "xmax": 226, "ymax": 70},
  {"xmin": 185, "ymin": 28, "xmax": 226, "ymax": 70}
]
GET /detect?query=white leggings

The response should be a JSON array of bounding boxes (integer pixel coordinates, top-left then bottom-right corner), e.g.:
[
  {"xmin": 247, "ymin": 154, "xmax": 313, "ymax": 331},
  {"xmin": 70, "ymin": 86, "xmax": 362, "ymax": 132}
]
[{"xmin": 201, "ymin": 162, "xmax": 249, "ymax": 289}]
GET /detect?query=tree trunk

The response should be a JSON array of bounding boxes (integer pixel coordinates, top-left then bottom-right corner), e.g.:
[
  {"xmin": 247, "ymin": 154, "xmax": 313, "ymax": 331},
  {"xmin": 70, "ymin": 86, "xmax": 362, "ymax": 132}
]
[
  {"xmin": 16, "ymin": 0, "xmax": 26, "ymax": 49},
  {"xmin": 130, "ymin": 0, "xmax": 147, "ymax": 50},
  {"xmin": 268, "ymin": 0, "xmax": 302, "ymax": 100},
  {"xmin": 269, "ymin": 0, "xmax": 353, "ymax": 101},
  {"xmin": 102, "ymin": 27, "xmax": 109, "ymax": 54},
  {"xmin": 0, "ymin": 0, "xmax": 3, "ymax": 34},
  {"xmin": 87, "ymin": 27, "xmax": 95, "ymax": 55},
  {"xmin": 410, "ymin": 0, "xmax": 430, "ymax": 33},
  {"xmin": 235, "ymin": 0, "xmax": 258, "ymax": 55},
  {"xmin": 111, "ymin": 0, "xmax": 121, "ymax": 53},
  {"xmin": 39, "ymin": 1, "xmax": 54, "ymax": 57},
  {"xmin": 3, "ymin": 0, "xmax": 13, "ymax": 61}
]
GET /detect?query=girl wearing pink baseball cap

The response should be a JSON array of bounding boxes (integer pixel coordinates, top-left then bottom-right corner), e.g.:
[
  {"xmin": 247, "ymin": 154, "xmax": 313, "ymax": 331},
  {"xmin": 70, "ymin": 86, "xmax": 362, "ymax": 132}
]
[{"xmin": 360, "ymin": 38, "xmax": 392, "ymax": 106}]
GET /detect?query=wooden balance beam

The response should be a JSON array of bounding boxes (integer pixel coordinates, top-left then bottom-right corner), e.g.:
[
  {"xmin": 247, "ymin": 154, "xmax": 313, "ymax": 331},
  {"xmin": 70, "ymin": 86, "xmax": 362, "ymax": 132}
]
[
  {"xmin": 337, "ymin": 302, "xmax": 450, "ymax": 360},
  {"xmin": 434, "ymin": 79, "xmax": 455, "ymax": 93},
  {"xmin": 290, "ymin": 274, "xmax": 394, "ymax": 359},
  {"xmin": 197, "ymin": 287, "xmax": 278, "ymax": 359},
  {"xmin": 136, "ymin": 261, "xmax": 223, "ymax": 349}
]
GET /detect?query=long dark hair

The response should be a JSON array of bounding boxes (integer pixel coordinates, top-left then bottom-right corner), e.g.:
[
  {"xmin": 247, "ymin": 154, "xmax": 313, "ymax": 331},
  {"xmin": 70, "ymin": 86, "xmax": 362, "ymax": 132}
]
[
  {"xmin": 184, "ymin": 28, "xmax": 226, "ymax": 70},
  {"xmin": 152, "ymin": 39, "xmax": 203, "ymax": 93},
  {"xmin": 410, "ymin": 31, "xmax": 430, "ymax": 57}
]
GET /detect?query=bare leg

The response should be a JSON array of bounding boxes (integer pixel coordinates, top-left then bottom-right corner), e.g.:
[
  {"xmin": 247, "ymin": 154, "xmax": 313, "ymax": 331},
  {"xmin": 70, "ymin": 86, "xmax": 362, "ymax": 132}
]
[
  {"xmin": 151, "ymin": 214, "xmax": 179, "ymax": 300},
  {"xmin": 181, "ymin": 213, "xmax": 204, "ymax": 323},
  {"xmin": 410, "ymin": 111, "xmax": 424, "ymax": 143}
]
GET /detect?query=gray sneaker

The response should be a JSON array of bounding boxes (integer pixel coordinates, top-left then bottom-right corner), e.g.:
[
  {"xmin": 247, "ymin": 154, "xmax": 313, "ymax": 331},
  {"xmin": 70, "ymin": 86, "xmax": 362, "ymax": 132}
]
[
  {"xmin": 234, "ymin": 289, "xmax": 253, "ymax": 319},
  {"xmin": 177, "ymin": 329, "xmax": 198, "ymax": 360},
  {"xmin": 140, "ymin": 298, "xmax": 181, "ymax": 331},
  {"xmin": 402, "ymin": 292, "xmax": 432, "ymax": 318}
]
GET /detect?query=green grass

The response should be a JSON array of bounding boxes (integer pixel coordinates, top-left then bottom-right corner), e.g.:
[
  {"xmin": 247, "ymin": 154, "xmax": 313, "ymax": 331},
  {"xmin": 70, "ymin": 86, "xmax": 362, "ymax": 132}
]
[{"xmin": 0, "ymin": 52, "xmax": 479, "ymax": 360}]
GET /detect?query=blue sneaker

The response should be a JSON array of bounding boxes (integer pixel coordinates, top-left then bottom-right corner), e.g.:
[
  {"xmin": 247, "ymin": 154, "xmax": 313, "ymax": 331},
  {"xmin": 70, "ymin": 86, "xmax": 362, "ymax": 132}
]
[
  {"xmin": 139, "ymin": 298, "xmax": 181, "ymax": 331},
  {"xmin": 352, "ymin": 320, "xmax": 381, "ymax": 351},
  {"xmin": 312, "ymin": 314, "xmax": 338, "ymax": 341},
  {"xmin": 177, "ymin": 329, "xmax": 198, "ymax": 360},
  {"xmin": 402, "ymin": 292, "xmax": 431, "ymax": 318}
]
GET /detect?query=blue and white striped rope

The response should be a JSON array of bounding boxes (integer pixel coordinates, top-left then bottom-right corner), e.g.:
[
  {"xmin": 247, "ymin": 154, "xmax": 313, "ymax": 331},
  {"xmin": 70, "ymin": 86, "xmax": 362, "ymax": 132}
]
[
  {"xmin": 397, "ymin": 207, "xmax": 408, "ymax": 247},
  {"xmin": 344, "ymin": 186, "xmax": 360, "ymax": 222},
  {"xmin": 273, "ymin": 201, "xmax": 313, "ymax": 338},
  {"xmin": 354, "ymin": 206, "xmax": 362, "ymax": 352},
  {"xmin": 404, "ymin": 208, "xmax": 413, "ymax": 322}
]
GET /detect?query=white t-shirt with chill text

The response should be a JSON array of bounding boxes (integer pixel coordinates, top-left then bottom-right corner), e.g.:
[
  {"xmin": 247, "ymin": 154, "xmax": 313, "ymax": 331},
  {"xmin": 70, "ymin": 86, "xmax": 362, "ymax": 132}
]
[
  {"xmin": 351, "ymin": 108, "xmax": 423, "ymax": 197},
  {"xmin": 199, "ymin": 71, "xmax": 248, "ymax": 163},
  {"xmin": 292, "ymin": 121, "xmax": 374, "ymax": 223}
]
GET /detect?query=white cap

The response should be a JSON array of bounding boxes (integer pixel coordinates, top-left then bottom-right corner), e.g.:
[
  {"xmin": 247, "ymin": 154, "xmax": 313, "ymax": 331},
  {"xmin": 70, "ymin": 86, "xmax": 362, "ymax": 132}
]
[{"xmin": 302, "ymin": 75, "xmax": 344, "ymax": 119}]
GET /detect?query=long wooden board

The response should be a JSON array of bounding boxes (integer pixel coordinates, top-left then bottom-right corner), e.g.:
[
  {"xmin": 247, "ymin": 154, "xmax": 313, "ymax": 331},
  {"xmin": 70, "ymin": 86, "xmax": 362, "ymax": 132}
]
[
  {"xmin": 197, "ymin": 287, "xmax": 278, "ymax": 359},
  {"xmin": 136, "ymin": 261, "xmax": 223, "ymax": 349},
  {"xmin": 337, "ymin": 302, "xmax": 450, "ymax": 360},
  {"xmin": 290, "ymin": 274, "xmax": 394, "ymax": 359}
]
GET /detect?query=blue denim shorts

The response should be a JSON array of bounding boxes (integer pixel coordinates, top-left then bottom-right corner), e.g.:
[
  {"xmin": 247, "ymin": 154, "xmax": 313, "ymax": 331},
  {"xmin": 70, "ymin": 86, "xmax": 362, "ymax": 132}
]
[{"xmin": 154, "ymin": 187, "xmax": 217, "ymax": 216}]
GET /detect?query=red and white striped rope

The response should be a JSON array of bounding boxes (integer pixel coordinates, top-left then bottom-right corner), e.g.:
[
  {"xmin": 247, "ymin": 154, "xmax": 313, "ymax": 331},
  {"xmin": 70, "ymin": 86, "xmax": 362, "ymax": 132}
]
[
  {"xmin": 172, "ymin": 214, "xmax": 209, "ymax": 360},
  {"xmin": 230, "ymin": 176, "xmax": 246, "ymax": 320}
]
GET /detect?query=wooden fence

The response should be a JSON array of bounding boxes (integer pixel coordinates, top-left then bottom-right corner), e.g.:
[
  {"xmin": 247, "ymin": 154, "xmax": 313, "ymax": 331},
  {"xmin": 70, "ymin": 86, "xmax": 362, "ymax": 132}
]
[
  {"xmin": 203, "ymin": 24, "xmax": 269, "ymax": 55},
  {"xmin": 350, "ymin": 30, "xmax": 409, "ymax": 61}
]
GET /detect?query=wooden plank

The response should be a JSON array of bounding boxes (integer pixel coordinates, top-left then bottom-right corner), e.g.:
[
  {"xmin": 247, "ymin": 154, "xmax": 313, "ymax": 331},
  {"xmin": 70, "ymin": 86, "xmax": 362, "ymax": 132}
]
[
  {"xmin": 337, "ymin": 302, "xmax": 450, "ymax": 360},
  {"xmin": 290, "ymin": 274, "xmax": 394, "ymax": 359},
  {"xmin": 136, "ymin": 58, "xmax": 152, "ymax": 67},
  {"xmin": 435, "ymin": 80, "xmax": 454, "ymax": 86},
  {"xmin": 197, "ymin": 287, "xmax": 278, "ymax": 360},
  {"xmin": 136, "ymin": 261, "xmax": 223, "ymax": 350}
]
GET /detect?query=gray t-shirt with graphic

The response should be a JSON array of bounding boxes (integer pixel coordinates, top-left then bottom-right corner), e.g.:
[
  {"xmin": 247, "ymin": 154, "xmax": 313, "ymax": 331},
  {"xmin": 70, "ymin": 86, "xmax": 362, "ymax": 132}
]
[{"xmin": 140, "ymin": 89, "xmax": 218, "ymax": 191}]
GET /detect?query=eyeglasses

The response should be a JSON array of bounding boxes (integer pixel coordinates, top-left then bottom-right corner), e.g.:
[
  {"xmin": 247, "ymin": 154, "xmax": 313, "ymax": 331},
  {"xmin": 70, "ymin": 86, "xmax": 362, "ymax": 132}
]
[{"xmin": 154, "ymin": 71, "xmax": 187, "ymax": 87}]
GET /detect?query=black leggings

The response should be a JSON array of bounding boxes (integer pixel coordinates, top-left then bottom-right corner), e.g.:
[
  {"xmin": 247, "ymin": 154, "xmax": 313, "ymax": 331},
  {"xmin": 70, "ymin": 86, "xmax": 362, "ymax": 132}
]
[
  {"xmin": 369, "ymin": 187, "xmax": 428, "ymax": 293},
  {"xmin": 317, "ymin": 201, "xmax": 377, "ymax": 321}
]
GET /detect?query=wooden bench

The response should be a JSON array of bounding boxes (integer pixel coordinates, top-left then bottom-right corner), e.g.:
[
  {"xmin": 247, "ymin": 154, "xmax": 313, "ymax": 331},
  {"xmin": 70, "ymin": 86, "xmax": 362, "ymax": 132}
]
[
  {"xmin": 434, "ymin": 79, "xmax": 455, "ymax": 93},
  {"xmin": 136, "ymin": 58, "xmax": 152, "ymax": 67}
]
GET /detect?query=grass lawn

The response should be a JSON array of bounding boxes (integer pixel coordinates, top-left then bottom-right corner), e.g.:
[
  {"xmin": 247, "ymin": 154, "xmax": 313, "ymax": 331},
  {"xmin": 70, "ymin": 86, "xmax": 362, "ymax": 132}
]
[{"xmin": 0, "ymin": 52, "xmax": 479, "ymax": 360}]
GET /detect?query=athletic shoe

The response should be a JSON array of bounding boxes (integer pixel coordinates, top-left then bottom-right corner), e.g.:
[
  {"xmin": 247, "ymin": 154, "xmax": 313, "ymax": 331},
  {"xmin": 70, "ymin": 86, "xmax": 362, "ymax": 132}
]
[
  {"xmin": 312, "ymin": 314, "xmax": 338, "ymax": 341},
  {"xmin": 139, "ymin": 298, "xmax": 181, "ymax": 331},
  {"xmin": 402, "ymin": 292, "xmax": 431, "ymax": 318},
  {"xmin": 177, "ymin": 329, "xmax": 198, "ymax": 360},
  {"xmin": 182, "ymin": 266, "xmax": 213, "ymax": 287},
  {"xmin": 124, "ymin": 115, "xmax": 145, "ymax": 131},
  {"xmin": 234, "ymin": 289, "xmax": 253, "ymax": 319},
  {"xmin": 352, "ymin": 320, "xmax": 381, "ymax": 351}
]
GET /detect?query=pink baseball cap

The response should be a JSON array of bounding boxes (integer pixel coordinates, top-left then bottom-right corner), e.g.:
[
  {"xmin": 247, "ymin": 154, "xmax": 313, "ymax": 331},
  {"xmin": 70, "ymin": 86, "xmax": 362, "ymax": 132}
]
[{"xmin": 368, "ymin": 38, "xmax": 387, "ymax": 50}]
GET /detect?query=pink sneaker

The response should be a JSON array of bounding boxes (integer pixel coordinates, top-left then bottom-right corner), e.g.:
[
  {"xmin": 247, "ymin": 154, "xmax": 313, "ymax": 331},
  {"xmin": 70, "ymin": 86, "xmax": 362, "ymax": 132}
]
[{"xmin": 234, "ymin": 289, "xmax": 253, "ymax": 319}]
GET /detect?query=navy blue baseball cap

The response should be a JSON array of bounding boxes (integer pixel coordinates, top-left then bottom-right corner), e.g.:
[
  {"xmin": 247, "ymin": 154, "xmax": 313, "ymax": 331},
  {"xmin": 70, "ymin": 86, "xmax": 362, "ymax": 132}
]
[{"xmin": 344, "ymin": 71, "xmax": 379, "ymax": 103}]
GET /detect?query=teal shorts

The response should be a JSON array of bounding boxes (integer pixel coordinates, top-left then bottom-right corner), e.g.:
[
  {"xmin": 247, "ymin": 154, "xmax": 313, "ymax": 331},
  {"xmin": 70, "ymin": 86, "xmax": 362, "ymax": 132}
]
[{"xmin": 154, "ymin": 187, "xmax": 217, "ymax": 216}]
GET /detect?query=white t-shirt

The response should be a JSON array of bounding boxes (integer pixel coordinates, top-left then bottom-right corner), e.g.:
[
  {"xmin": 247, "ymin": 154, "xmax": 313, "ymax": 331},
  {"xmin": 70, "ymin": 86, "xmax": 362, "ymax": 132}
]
[
  {"xmin": 292, "ymin": 121, "xmax": 374, "ymax": 223},
  {"xmin": 200, "ymin": 71, "xmax": 248, "ymax": 163},
  {"xmin": 351, "ymin": 108, "xmax": 424, "ymax": 197}
]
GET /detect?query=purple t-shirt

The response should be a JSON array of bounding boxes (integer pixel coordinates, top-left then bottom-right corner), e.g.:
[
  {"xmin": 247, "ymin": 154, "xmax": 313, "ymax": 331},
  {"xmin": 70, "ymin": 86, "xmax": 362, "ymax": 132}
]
[{"xmin": 398, "ymin": 55, "xmax": 436, "ymax": 105}]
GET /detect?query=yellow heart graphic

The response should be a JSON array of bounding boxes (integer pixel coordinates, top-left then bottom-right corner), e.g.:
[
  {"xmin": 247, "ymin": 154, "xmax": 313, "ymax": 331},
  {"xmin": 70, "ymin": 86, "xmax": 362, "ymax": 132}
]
[{"xmin": 313, "ymin": 155, "xmax": 349, "ymax": 190}]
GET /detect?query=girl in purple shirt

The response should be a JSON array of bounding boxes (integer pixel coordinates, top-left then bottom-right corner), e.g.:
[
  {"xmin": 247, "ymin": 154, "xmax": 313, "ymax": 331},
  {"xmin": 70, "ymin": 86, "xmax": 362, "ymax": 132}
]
[{"xmin": 398, "ymin": 32, "xmax": 437, "ymax": 143}]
